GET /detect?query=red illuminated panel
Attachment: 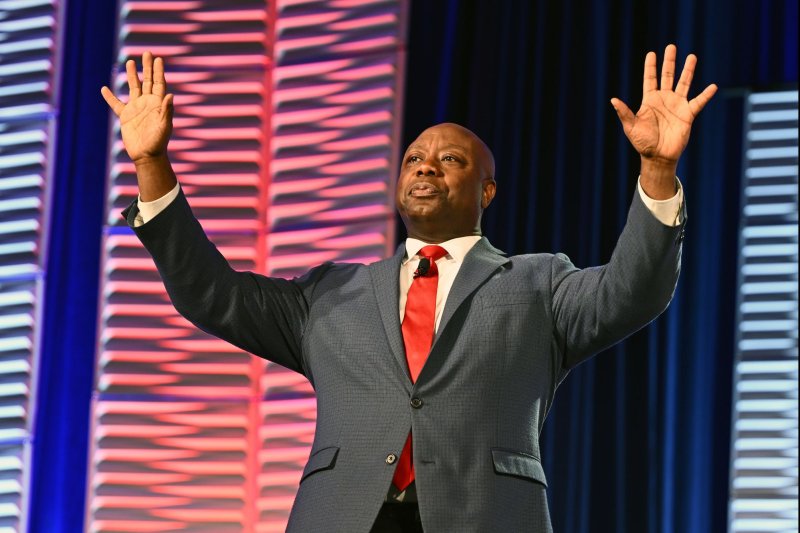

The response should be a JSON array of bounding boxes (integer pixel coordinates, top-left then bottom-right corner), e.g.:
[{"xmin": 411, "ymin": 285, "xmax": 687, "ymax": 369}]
[
  {"xmin": 91, "ymin": 0, "xmax": 407, "ymax": 531},
  {"xmin": 91, "ymin": 401, "xmax": 253, "ymax": 533},
  {"xmin": 258, "ymin": 1, "xmax": 408, "ymax": 529},
  {"xmin": 106, "ymin": 68, "xmax": 269, "ymax": 230},
  {"xmin": 99, "ymin": 233, "xmax": 259, "ymax": 399},
  {"xmin": 105, "ymin": 0, "xmax": 273, "ymax": 229},
  {"xmin": 257, "ymin": 397, "xmax": 316, "ymax": 530},
  {"xmin": 92, "ymin": 1, "xmax": 275, "ymax": 531},
  {"xmin": 268, "ymin": 56, "xmax": 406, "ymax": 275}
]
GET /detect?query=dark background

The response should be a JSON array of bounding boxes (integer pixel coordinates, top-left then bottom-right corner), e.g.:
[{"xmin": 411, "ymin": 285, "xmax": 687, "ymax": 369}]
[{"xmin": 400, "ymin": 1, "xmax": 796, "ymax": 532}]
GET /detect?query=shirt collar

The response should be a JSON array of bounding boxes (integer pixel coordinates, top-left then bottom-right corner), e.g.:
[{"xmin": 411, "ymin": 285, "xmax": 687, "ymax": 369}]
[{"xmin": 403, "ymin": 235, "xmax": 482, "ymax": 264}]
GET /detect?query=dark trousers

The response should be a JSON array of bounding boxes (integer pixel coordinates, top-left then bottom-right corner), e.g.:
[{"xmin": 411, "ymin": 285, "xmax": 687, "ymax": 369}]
[{"xmin": 369, "ymin": 502, "xmax": 423, "ymax": 533}]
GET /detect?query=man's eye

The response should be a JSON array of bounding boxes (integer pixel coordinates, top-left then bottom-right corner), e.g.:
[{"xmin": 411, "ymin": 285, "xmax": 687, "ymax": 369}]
[
  {"xmin": 407, "ymin": 155, "xmax": 421, "ymax": 163},
  {"xmin": 442, "ymin": 155, "xmax": 457, "ymax": 162}
]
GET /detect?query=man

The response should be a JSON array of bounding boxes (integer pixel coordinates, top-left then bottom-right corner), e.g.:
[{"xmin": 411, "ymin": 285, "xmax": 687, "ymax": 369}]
[{"xmin": 102, "ymin": 45, "xmax": 715, "ymax": 532}]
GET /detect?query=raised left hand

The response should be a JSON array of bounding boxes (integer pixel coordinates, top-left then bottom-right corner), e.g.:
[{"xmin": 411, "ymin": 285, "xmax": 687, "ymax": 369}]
[{"xmin": 611, "ymin": 44, "xmax": 717, "ymax": 167}]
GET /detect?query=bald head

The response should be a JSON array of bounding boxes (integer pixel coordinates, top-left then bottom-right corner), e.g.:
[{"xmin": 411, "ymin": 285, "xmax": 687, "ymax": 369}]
[
  {"xmin": 416, "ymin": 123, "xmax": 496, "ymax": 180},
  {"xmin": 396, "ymin": 122, "xmax": 497, "ymax": 243}
]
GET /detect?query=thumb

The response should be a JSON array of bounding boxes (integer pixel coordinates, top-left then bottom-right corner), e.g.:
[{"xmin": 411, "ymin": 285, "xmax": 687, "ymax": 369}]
[
  {"xmin": 101, "ymin": 86, "xmax": 125, "ymax": 117},
  {"xmin": 610, "ymin": 98, "xmax": 635, "ymax": 132}
]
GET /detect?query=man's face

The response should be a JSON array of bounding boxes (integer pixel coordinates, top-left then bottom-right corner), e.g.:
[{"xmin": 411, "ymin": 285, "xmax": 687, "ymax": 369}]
[{"xmin": 396, "ymin": 123, "xmax": 496, "ymax": 242}]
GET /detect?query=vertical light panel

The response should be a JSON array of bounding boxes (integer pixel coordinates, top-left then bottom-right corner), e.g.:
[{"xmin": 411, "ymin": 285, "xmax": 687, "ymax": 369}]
[
  {"xmin": 90, "ymin": 1, "xmax": 407, "ymax": 531},
  {"xmin": 729, "ymin": 90, "xmax": 798, "ymax": 533},
  {"xmin": 91, "ymin": 1, "xmax": 274, "ymax": 532},
  {"xmin": 0, "ymin": 0, "xmax": 61, "ymax": 531},
  {"xmin": 260, "ymin": 2, "xmax": 407, "ymax": 529}
]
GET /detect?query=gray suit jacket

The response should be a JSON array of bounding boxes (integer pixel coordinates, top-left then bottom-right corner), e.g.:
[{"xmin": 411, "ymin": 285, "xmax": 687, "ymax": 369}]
[{"xmin": 126, "ymin": 189, "xmax": 684, "ymax": 532}]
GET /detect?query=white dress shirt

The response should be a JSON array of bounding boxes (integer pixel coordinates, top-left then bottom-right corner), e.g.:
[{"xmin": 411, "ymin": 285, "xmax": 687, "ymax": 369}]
[
  {"xmin": 400, "ymin": 236, "xmax": 483, "ymax": 332},
  {"xmin": 136, "ymin": 178, "xmax": 685, "ymax": 330}
]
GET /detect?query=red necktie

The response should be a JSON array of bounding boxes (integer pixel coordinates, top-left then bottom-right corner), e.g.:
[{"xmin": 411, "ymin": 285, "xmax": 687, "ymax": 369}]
[{"xmin": 393, "ymin": 245, "xmax": 448, "ymax": 491}]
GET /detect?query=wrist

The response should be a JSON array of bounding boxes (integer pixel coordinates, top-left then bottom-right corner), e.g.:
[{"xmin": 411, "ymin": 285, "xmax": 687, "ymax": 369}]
[
  {"xmin": 639, "ymin": 156, "xmax": 678, "ymax": 200},
  {"xmin": 133, "ymin": 152, "xmax": 169, "ymax": 168},
  {"xmin": 134, "ymin": 154, "xmax": 178, "ymax": 202}
]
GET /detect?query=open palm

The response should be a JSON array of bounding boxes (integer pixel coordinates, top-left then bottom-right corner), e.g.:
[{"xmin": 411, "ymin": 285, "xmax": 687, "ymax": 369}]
[
  {"xmin": 612, "ymin": 45, "xmax": 717, "ymax": 165},
  {"xmin": 101, "ymin": 51, "xmax": 173, "ymax": 163}
]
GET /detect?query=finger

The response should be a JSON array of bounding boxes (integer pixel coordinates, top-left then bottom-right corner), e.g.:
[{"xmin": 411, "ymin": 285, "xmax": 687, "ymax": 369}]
[
  {"xmin": 688, "ymin": 83, "xmax": 718, "ymax": 116},
  {"xmin": 643, "ymin": 51, "xmax": 657, "ymax": 94},
  {"xmin": 100, "ymin": 86, "xmax": 125, "ymax": 116},
  {"xmin": 142, "ymin": 51, "xmax": 154, "ymax": 95},
  {"xmin": 153, "ymin": 56, "xmax": 167, "ymax": 97},
  {"xmin": 675, "ymin": 53, "xmax": 697, "ymax": 98},
  {"xmin": 611, "ymin": 98, "xmax": 635, "ymax": 133},
  {"xmin": 126, "ymin": 59, "xmax": 141, "ymax": 99},
  {"xmin": 660, "ymin": 44, "xmax": 677, "ymax": 91}
]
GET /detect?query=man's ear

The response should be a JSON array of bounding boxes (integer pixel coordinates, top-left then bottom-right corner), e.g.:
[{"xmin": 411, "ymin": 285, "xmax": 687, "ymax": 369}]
[{"xmin": 481, "ymin": 179, "xmax": 496, "ymax": 209}]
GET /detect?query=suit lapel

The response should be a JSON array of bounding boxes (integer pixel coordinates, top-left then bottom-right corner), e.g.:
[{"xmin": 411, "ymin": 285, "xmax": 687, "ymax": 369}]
[
  {"xmin": 432, "ymin": 237, "xmax": 509, "ymax": 347},
  {"xmin": 368, "ymin": 244, "xmax": 409, "ymax": 381},
  {"xmin": 369, "ymin": 238, "xmax": 509, "ymax": 384}
]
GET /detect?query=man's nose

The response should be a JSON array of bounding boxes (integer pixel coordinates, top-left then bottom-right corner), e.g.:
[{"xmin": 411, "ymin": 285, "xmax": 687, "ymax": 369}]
[{"xmin": 416, "ymin": 158, "xmax": 438, "ymax": 176}]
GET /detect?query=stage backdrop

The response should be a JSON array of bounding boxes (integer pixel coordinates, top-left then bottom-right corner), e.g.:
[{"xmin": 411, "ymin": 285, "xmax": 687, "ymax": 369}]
[{"xmin": 12, "ymin": 0, "xmax": 797, "ymax": 532}]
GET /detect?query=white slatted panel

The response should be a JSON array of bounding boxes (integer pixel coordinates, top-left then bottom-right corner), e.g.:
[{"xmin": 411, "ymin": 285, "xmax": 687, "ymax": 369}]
[
  {"xmin": 729, "ymin": 90, "xmax": 799, "ymax": 533},
  {"xmin": 0, "ymin": 0, "xmax": 60, "ymax": 530}
]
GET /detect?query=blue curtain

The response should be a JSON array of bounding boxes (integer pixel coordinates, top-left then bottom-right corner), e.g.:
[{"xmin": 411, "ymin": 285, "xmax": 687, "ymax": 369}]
[
  {"xmin": 28, "ymin": 0, "xmax": 117, "ymax": 531},
  {"xmin": 402, "ymin": 1, "xmax": 797, "ymax": 532}
]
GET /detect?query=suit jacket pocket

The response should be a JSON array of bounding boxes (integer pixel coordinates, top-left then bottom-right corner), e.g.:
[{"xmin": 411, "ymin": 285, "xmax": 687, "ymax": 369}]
[
  {"xmin": 491, "ymin": 448, "xmax": 548, "ymax": 487},
  {"xmin": 477, "ymin": 291, "xmax": 535, "ymax": 308},
  {"xmin": 301, "ymin": 446, "xmax": 339, "ymax": 483}
]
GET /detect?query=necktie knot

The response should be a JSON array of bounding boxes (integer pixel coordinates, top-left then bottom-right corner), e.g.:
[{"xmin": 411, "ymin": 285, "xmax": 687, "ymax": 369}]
[
  {"xmin": 414, "ymin": 245, "xmax": 448, "ymax": 278},
  {"xmin": 419, "ymin": 245, "xmax": 448, "ymax": 262}
]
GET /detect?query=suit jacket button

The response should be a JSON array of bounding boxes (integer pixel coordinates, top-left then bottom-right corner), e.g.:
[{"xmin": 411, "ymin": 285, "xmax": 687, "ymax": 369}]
[
  {"xmin": 386, "ymin": 453, "xmax": 397, "ymax": 464},
  {"xmin": 410, "ymin": 397, "xmax": 423, "ymax": 409}
]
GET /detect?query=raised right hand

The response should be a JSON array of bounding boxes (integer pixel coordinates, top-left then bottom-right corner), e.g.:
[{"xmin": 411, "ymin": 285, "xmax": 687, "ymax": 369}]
[{"xmin": 101, "ymin": 51, "xmax": 174, "ymax": 163}]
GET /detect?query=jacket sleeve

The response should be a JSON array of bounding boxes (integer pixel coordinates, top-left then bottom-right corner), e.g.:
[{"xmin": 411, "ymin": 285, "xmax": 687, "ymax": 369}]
[
  {"xmin": 123, "ymin": 188, "xmax": 323, "ymax": 375},
  {"xmin": 550, "ymin": 190, "xmax": 686, "ymax": 369}
]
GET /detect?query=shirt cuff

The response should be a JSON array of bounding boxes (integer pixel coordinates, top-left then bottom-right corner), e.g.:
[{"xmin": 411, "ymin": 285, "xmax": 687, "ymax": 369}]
[
  {"xmin": 134, "ymin": 182, "xmax": 181, "ymax": 227},
  {"xmin": 637, "ymin": 176, "xmax": 684, "ymax": 227}
]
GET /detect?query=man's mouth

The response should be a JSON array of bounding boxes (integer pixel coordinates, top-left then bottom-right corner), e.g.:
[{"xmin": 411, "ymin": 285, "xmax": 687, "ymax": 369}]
[{"xmin": 409, "ymin": 182, "xmax": 440, "ymax": 197}]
